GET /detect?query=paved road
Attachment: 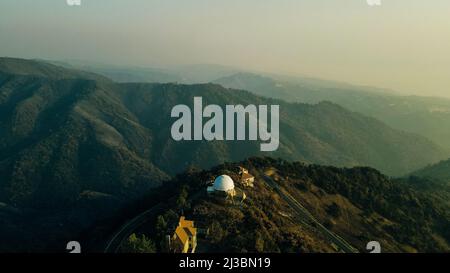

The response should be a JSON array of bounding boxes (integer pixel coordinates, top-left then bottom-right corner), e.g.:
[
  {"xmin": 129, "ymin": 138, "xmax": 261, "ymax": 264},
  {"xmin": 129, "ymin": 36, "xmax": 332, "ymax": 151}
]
[
  {"xmin": 262, "ymin": 174, "xmax": 359, "ymax": 253},
  {"xmin": 104, "ymin": 203, "xmax": 164, "ymax": 253},
  {"xmin": 105, "ymin": 176, "xmax": 357, "ymax": 253},
  {"xmin": 104, "ymin": 191, "xmax": 203, "ymax": 253}
]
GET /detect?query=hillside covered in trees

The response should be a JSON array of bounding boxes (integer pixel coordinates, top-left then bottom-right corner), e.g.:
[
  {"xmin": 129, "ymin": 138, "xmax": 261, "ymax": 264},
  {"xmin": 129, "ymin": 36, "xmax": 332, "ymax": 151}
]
[{"xmin": 115, "ymin": 158, "xmax": 450, "ymax": 253}]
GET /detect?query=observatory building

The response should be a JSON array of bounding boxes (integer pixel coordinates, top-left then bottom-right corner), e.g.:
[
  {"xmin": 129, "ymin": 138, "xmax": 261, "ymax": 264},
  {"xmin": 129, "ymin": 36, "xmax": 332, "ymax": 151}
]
[{"xmin": 207, "ymin": 175, "xmax": 236, "ymax": 198}]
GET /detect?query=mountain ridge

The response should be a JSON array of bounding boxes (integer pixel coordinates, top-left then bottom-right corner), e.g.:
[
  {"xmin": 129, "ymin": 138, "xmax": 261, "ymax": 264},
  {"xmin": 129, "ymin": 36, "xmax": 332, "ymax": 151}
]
[
  {"xmin": 0, "ymin": 59, "xmax": 447, "ymax": 210},
  {"xmin": 411, "ymin": 158, "xmax": 450, "ymax": 185},
  {"xmin": 214, "ymin": 72, "xmax": 450, "ymax": 150}
]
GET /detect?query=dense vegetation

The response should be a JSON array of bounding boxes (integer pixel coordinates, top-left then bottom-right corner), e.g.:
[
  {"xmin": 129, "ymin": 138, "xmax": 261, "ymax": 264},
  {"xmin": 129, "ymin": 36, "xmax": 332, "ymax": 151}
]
[
  {"xmin": 270, "ymin": 159, "xmax": 450, "ymax": 252},
  {"xmin": 125, "ymin": 158, "xmax": 449, "ymax": 253},
  {"xmin": 119, "ymin": 233, "xmax": 156, "ymax": 253},
  {"xmin": 411, "ymin": 158, "xmax": 450, "ymax": 185}
]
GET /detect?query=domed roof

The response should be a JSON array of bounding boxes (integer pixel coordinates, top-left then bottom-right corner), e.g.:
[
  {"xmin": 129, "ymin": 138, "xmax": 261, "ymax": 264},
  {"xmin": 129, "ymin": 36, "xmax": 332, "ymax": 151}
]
[{"xmin": 213, "ymin": 175, "xmax": 235, "ymax": 192}]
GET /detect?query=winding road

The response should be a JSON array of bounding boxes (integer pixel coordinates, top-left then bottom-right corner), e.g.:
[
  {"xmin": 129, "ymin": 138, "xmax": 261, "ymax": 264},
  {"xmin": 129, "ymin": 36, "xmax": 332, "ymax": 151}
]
[
  {"xmin": 104, "ymin": 174, "xmax": 358, "ymax": 253},
  {"xmin": 262, "ymin": 174, "xmax": 359, "ymax": 253},
  {"xmin": 104, "ymin": 203, "xmax": 164, "ymax": 253}
]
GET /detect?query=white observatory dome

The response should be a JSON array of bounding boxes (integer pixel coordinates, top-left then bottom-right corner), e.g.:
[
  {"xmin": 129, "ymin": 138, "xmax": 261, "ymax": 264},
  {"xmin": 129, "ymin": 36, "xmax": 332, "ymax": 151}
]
[{"xmin": 213, "ymin": 175, "xmax": 235, "ymax": 192}]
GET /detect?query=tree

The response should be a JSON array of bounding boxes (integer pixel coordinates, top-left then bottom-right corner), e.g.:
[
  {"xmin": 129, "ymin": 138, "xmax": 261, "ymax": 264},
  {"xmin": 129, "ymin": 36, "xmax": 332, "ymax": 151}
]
[
  {"xmin": 155, "ymin": 215, "xmax": 168, "ymax": 247},
  {"xmin": 176, "ymin": 186, "xmax": 190, "ymax": 211},
  {"xmin": 326, "ymin": 202, "xmax": 342, "ymax": 218},
  {"xmin": 255, "ymin": 231, "xmax": 265, "ymax": 252},
  {"xmin": 209, "ymin": 220, "xmax": 225, "ymax": 243},
  {"xmin": 120, "ymin": 233, "xmax": 156, "ymax": 253}
]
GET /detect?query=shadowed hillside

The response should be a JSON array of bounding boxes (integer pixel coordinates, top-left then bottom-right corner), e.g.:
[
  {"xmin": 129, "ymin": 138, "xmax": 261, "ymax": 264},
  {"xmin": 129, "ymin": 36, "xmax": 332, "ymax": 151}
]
[{"xmin": 112, "ymin": 158, "xmax": 450, "ymax": 253}]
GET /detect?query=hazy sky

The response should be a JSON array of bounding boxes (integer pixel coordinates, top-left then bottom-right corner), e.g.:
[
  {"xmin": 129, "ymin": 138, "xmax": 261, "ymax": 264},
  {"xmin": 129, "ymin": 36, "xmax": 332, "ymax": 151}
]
[{"xmin": 1, "ymin": 0, "xmax": 449, "ymax": 97}]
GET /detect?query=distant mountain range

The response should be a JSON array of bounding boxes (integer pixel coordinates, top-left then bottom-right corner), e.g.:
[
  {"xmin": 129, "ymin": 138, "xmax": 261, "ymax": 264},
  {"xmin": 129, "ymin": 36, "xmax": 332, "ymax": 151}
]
[
  {"xmin": 54, "ymin": 60, "xmax": 450, "ymax": 151},
  {"xmin": 45, "ymin": 60, "xmax": 241, "ymax": 84},
  {"xmin": 213, "ymin": 72, "xmax": 450, "ymax": 151}
]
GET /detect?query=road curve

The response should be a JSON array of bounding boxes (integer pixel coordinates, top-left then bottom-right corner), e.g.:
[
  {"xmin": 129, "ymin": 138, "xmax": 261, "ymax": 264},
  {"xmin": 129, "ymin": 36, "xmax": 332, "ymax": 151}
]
[
  {"xmin": 104, "ymin": 203, "xmax": 164, "ymax": 253},
  {"xmin": 104, "ymin": 191, "xmax": 202, "ymax": 253}
]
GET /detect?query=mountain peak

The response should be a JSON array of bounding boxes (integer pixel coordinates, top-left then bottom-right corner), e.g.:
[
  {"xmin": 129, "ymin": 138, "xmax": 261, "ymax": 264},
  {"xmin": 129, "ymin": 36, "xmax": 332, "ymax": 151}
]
[{"xmin": 0, "ymin": 57, "xmax": 109, "ymax": 81}]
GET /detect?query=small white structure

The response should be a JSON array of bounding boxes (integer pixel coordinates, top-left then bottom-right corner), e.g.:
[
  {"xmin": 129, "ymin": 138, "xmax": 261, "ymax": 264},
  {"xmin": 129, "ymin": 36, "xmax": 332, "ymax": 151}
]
[
  {"xmin": 207, "ymin": 175, "xmax": 236, "ymax": 198},
  {"xmin": 213, "ymin": 175, "xmax": 235, "ymax": 191}
]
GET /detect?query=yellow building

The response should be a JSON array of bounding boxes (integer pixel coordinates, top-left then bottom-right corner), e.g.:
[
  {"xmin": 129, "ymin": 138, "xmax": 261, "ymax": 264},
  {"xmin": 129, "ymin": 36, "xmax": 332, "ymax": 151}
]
[{"xmin": 171, "ymin": 216, "xmax": 197, "ymax": 253}]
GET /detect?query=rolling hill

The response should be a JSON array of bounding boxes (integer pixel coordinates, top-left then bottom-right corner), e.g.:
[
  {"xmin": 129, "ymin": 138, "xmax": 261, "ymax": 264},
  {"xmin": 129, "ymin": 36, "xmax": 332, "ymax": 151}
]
[
  {"xmin": 411, "ymin": 158, "xmax": 450, "ymax": 185},
  {"xmin": 214, "ymin": 72, "xmax": 450, "ymax": 151},
  {"xmin": 45, "ymin": 60, "xmax": 240, "ymax": 84}
]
